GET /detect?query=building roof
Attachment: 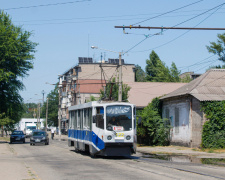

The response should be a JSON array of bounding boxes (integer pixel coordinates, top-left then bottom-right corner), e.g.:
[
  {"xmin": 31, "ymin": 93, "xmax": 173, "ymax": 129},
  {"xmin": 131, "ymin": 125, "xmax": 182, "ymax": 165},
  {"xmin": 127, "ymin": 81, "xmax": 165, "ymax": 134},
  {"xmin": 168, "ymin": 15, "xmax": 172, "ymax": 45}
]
[
  {"xmin": 77, "ymin": 79, "xmax": 106, "ymax": 94},
  {"xmin": 126, "ymin": 82, "xmax": 186, "ymax": 108},
  {"xmin": 161, "ymin": 69, "xmax": 225, "ymax": 101}
]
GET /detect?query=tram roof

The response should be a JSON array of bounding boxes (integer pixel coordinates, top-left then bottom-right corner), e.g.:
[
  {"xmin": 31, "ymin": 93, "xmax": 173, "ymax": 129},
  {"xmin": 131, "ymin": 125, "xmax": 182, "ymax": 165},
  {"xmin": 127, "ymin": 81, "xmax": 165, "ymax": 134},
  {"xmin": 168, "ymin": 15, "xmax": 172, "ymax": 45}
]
[{"xmin": 68, "ymin": 101, "xmax": 134, "ymax": 111}]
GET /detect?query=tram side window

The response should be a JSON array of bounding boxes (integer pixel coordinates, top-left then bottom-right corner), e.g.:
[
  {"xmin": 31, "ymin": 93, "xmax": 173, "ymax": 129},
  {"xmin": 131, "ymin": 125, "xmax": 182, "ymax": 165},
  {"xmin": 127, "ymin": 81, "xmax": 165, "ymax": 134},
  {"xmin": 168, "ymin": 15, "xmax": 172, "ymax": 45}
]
[
  {"xmin": 71, "ymin": 111, "xmax": 75, "ymax": 129},
  {"xmin": 96, "ymin": 107, "xmax": 104, "ymax": 129},
  {"xmin": 74, "ymin": 110, "xmax": 77, "ymax": 129},
  {"xmin": 80, "ymin": 109, "xmax": 83, "ymax": 130},
  {"xmin": 69, "ymin": 112, "xmax": 72, "ymax": 129},
  {"xmin": 77, "ymin": 110, "xmax": 80, "ymax": 129},
  {"xmin": 89, "ymin": 108, "xmax": 92, "ymax": 129},
  {"xmin": 84, "ymin": 109, "xmax": 87, "ymax": 129},
  {"xmin": 85, "ymin": 108, "xmax": 89, "ymax": 129}
]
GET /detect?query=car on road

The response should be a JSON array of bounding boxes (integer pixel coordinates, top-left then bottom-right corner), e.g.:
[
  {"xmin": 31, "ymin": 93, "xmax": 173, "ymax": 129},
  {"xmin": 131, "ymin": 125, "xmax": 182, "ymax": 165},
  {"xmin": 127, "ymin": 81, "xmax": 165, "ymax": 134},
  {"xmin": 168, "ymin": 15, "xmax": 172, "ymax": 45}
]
[
  {"xmin": 30, "ymin": 130, "xmax": 49, "ymax": 146},
  {"xmin": 10, "ymin": 130, "xmax": 25, "ymax": 144}
]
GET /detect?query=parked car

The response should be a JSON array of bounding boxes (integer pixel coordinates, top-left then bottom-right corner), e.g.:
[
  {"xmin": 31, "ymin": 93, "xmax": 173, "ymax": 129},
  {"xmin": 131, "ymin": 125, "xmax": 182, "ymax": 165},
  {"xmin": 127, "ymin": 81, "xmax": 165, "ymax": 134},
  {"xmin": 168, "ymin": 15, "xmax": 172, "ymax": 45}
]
[
  {"xmin": 30, "ymin": 130, "xmax": 49, "ymax": 146},
  {"xmin": 10, "ymin": 130, "xmax": 25, "ymax": 144}
]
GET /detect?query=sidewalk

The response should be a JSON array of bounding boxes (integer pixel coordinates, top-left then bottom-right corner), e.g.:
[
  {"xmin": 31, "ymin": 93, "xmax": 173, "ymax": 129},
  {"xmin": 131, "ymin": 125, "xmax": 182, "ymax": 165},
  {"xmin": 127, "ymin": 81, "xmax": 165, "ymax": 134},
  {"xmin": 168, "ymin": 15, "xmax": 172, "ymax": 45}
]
[
  {"xmin": 55, "ymin": 134, "xmax": 225, "ymax": 158},
  {"xmin": 137, "ymin": 146, "xmax": 225, "ymax": 158},
  {"xmin": 0, "ymin": 142, "xmax": 32, "ymax": 179}
]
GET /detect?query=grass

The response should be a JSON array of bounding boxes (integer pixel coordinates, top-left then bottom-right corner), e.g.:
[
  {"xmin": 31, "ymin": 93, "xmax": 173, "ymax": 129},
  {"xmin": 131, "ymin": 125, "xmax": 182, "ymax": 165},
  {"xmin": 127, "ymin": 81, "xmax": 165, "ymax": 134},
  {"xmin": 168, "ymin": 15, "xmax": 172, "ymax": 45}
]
[{"xmin": 0, "ymin": 136, "xmax": 10, "ymax": 142}]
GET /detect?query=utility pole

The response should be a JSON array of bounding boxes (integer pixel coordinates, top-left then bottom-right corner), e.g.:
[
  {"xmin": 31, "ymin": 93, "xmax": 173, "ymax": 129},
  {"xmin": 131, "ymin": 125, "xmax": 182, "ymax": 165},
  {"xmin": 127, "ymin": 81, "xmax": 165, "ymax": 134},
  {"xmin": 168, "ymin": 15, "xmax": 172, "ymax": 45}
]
[
  {"xmin": 58, "ymin": 87, "xmax": 61, "ymax": 138},
  {"xmin": 37, "ymin": 103, "xmax": 40, "ymax": 130},
  {"xmin": 45, "ymin": 98, "xmax": 48, "ymax": 132},
  {"xmin": 118, "ymin": 52, "xmax": 122, "ymax": 102}
]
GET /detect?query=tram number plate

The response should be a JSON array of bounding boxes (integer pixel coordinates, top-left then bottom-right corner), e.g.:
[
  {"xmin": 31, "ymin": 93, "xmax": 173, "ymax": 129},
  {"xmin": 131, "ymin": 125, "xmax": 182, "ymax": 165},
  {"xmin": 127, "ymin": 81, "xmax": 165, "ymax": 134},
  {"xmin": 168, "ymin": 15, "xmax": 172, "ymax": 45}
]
[{"xmin": 116, "ymin": 133, "xmax": 124, "ymax": 137}]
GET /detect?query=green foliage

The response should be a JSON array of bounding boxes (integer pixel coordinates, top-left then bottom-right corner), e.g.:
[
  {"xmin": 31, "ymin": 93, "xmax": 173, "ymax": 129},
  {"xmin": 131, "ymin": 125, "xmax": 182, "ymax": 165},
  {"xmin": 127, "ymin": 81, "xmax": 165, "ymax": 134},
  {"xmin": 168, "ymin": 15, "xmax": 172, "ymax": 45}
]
[
  {"xmin": 138, "ymin": 98, "xmax": 170, "ymax": 146},
  {"xmin": 201, "ymin": 101, "xmax": 225, "ymax": 149},
  {"xmin": 145, "ymin": 51, "xmax": 180, "ymax": 82},
  {"xmin": 41, "ymin": 85, "xmax": 59, "ymax": 127},
  {"xmin": 206, "ymin": 33, "xmax": 225, "ymax": 63},
  {"xmin": 0, "ymin": 11, "xmax": 37, "ymax": 130},
  {"xmin": 100, "ymin": 77, "xmax": 130, "ymax": 101},
  {"xmin": 135, "ymin": 64, "xmax": 146, "ymax": 82},
  {"xmin": 170, "ymin": 62, "xmax": 181, "ymax": 82},
  {"xmin": 86, "ymin": 95, "xmax": 97, "ymax": 102},
  {"xmin": 22, "ymin": 103, "xmax": 38, "ymax": 118}
]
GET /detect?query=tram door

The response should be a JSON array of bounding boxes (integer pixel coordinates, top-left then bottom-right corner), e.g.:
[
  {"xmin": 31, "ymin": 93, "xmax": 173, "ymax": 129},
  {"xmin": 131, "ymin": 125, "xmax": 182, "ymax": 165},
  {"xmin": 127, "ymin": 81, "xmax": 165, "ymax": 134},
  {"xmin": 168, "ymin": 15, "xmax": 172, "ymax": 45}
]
[{"xmin": 91, "ymin": 106, "xmax": 104, "ymax": 152}]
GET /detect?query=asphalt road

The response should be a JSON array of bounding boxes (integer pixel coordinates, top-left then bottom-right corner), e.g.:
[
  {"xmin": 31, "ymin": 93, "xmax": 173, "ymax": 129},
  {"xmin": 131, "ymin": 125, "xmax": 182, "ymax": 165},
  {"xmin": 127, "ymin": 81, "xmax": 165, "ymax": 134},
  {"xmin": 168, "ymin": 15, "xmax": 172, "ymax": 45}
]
[{"xmin": 4, "ymin": 138, "xmax": 225, "ymax": 180}]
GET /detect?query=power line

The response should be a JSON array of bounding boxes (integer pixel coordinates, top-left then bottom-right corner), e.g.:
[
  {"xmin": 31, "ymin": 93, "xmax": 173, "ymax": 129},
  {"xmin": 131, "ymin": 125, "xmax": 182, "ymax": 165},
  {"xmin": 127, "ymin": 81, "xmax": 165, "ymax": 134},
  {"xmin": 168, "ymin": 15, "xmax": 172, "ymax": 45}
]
[
  {"xmin": 178, "ymin": 55, "xmax": 215, "ymax": 69},
  {"xmin": 130, "ymin": 4, "xmax": 223, "ymax": 53},
  {"xmin": 14, "ymin": 10, "xmax": 225, "ymax": 25},
  {"xmin": 131, "ymin": 0, "xmax": 204, "ymax": 26},
  {"xmin": 3, "ymin": 0, "xmax": 90, "ymax": 11},
  {"xmin": 122, "ymin": 2, "xmax": 225, "ymax": 54}
]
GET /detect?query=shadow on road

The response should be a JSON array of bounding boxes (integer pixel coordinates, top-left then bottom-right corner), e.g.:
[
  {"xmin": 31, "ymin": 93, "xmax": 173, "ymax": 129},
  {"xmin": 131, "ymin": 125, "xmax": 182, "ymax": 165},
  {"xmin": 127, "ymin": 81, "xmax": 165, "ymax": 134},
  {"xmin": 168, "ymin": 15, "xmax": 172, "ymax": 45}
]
[{"xmin": 70, "ymin": 149, "xmax": 140, "ymax": 160}]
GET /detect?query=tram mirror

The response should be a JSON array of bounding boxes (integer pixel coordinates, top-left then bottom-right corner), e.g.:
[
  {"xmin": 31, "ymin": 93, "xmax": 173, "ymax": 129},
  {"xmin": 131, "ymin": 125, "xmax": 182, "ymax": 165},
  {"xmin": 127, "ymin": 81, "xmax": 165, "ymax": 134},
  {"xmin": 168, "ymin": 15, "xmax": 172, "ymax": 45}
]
[{"xmin": 93, "ymin": 116, "xmax": 96, "ymax": 123}]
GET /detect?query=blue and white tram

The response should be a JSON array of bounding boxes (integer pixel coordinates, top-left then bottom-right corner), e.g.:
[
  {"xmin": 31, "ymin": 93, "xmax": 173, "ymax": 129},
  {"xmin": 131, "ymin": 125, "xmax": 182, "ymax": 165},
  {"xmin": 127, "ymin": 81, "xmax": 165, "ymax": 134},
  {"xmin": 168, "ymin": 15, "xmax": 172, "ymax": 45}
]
[{"xmin": 68, "ymin": 101, "xmax": 137, "ymax": 156}]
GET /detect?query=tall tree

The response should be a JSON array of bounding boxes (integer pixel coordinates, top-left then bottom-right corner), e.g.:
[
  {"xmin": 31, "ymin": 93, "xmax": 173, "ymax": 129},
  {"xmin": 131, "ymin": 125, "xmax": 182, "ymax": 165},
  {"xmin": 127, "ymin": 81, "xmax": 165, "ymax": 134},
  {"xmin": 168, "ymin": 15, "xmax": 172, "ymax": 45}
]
[
  {"xmin": 41, "ymin": 85, "xmax": 59, "ymax": 127},
  {"xmin": 145, "ymin": 51, "xmax": 177, "ymax": 82},
  {"xmin": 169, "ymin": 62, "xmax": 181, "ymax": 82},
  {"xmin": 135, "ymin": 65, "xmax": 146, "ymax": 82},
  {"xmin": 0, "ymin": 11, "xmax": 37, "ymax": 134},
  {"xmin": 206, "ymin": 33, "xmax": 225, "ymax": 63}
]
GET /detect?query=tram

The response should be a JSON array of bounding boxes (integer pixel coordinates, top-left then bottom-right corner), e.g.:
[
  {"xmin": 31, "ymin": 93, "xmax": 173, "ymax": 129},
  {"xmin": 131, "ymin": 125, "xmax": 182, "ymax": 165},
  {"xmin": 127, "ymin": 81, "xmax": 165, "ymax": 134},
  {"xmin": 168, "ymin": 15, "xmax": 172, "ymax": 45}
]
[{"xmin": 68, "ymin": 101, "xmax": 137, "ymax": 156}]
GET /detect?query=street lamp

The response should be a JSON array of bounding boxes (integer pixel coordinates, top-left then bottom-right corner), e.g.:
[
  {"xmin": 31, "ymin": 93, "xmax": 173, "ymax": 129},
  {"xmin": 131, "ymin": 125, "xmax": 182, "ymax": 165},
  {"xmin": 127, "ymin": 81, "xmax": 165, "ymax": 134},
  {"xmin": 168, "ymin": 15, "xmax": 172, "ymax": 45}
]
[{"xmin": 91, "ymin": 46, "xmax": 123, "ymax": 102}]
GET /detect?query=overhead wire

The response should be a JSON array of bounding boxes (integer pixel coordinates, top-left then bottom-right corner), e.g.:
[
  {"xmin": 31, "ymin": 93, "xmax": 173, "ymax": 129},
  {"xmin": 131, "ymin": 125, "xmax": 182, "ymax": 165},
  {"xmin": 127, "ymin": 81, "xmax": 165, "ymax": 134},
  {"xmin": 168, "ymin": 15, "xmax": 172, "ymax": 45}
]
[
  {"xmin": 131, "ymin": 3, "xmax": 224, "ymax": 53},
  {"xmin": 131, "ymin": 0, "xmax": 204, "ymax": 26},
  {"xmin": 124, "ymin": 2, "xmax": 225, "ymax": 54},
  {"xmin": 13, "ymin": 9, "xmax": 225, "ymax": 25},
  {"xmin": 3, "ymin": 0, "xmax": 91, "ymax": 11},
  {"xmin": 178, "ymin": 55, "xmax": 215, "ymax": 70}
]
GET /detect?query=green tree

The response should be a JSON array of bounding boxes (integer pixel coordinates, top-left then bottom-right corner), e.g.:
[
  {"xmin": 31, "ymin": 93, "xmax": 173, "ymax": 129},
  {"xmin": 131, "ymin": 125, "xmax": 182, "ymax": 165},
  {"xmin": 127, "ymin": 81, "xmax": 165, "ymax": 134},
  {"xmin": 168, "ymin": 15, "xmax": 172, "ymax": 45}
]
[
  {"xmin": 100, "ymin": 77, "xmax": 130, "ymax": 101},
  {"xmin": 41, "ymin": 85, "xmax": 59, "ymax": 127},
  {"xmin": 145, "ymin": 51, "xmax": 179, "ymax": 82},
  {"xmin": 139, "ymin": 97, "xmax": 170, "ymax": 146},
  {"xmin": 170, "ymin": 62, "xmax": 181, "ymax": 82},
  {"xmin": 206, "ymin": 33, "xmax": 225, "ymax": 63},
  {"xmin": 0, "ymin": 11, "xmax": 37, "ymax": 135},
  {"xmin": 135, "ymin": 65, "xmax": 146, "ymax": 82}
]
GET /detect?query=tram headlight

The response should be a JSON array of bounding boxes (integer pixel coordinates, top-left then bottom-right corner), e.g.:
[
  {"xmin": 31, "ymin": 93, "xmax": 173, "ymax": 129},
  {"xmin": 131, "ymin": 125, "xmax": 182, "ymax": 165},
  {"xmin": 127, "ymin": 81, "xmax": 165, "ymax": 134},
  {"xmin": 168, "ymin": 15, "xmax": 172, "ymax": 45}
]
[
  {"xmin": 107, "ymin": 135, "xmax": 112, "ymax": 140},
  {"xmin": 126, "ymin": 135, "xmax": 131, "ymax": 140}
]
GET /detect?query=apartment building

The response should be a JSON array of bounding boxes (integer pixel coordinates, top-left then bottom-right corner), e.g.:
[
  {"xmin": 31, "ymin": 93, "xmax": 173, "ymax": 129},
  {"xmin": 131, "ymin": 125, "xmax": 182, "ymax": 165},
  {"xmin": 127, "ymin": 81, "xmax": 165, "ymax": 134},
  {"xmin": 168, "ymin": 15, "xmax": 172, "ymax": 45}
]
[{"xmin": 58, "ymin": 57, "xmax": 135, "ymax": 134}]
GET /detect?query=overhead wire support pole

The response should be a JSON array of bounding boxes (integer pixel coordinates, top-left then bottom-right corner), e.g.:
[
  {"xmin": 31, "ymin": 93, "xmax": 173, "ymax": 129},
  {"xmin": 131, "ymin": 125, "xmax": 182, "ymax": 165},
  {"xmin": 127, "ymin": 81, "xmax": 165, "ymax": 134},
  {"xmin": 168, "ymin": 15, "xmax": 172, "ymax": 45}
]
[{"xmin": 115, "ymin": 26, "xmax": 225, "ymax": 31}]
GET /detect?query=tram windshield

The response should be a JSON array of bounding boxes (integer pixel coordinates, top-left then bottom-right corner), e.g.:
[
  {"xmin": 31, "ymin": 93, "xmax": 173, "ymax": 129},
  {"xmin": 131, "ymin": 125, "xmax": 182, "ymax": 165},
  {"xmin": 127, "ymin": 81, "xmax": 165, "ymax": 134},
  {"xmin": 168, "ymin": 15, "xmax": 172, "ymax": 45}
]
[{"xmin": 106, "ymin": 105, "xmax": 132, "ymax": 131}]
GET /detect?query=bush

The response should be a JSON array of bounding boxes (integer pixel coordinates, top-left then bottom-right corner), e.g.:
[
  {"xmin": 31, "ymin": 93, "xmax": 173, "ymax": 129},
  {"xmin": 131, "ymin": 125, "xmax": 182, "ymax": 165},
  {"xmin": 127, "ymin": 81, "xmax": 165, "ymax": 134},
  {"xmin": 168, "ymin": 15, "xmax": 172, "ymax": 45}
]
[
  {"xmin": 137, "ymin": 98, "xmax": 170, "ymax": 146},
  {"xmin": 201, "ymin": 101, "xmax": 225, "ymax": 149}
]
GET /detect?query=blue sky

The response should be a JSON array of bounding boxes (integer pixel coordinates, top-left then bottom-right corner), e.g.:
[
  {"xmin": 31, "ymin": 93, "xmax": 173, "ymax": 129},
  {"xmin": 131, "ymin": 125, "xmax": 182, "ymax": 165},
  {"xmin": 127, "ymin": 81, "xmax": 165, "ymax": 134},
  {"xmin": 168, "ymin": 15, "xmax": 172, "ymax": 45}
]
[{"xmin": 2, "ymin": 0, "xmax": 225, "ymax": 103}]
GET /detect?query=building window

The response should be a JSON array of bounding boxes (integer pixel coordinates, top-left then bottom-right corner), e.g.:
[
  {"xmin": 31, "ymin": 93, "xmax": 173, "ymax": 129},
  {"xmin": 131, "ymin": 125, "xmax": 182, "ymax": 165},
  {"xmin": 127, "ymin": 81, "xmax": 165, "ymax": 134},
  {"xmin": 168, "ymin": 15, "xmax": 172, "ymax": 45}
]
[{"xmin": 175, "ymin": 107, "xmax": 179, "ymax": 133}]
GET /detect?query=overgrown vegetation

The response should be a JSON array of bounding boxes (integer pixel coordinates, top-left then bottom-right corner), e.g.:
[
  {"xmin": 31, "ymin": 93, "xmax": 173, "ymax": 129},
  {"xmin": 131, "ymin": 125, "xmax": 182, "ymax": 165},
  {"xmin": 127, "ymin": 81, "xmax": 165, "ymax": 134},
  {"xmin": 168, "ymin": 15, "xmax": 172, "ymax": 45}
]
[
  {"xmin": 201, "ymin": 101, "xmax": 225, "ymax": 149},
  {"xmin": 137, "ymin": 98, "xmax": 170, "ymax": 146}
]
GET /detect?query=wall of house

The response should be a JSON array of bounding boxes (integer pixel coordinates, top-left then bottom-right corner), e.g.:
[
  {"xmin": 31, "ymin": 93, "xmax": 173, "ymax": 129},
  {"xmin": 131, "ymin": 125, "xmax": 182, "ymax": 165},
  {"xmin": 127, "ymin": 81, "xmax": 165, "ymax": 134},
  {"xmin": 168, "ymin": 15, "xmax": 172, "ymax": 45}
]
[
  {"xmin": 78, "ymin": 64, "xmax": 135, "ymax": 82},
  {"xmin": 162, "ymin": 97, "xmax": 191, "ymax": 146},
  {"xmin": 190, "ymin": 97, "xmax": 204, "ymax": 148}
]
